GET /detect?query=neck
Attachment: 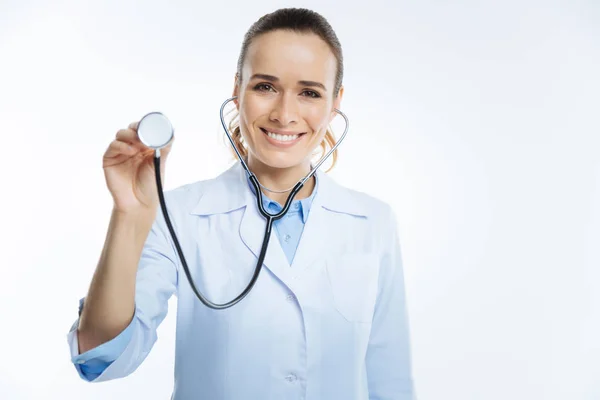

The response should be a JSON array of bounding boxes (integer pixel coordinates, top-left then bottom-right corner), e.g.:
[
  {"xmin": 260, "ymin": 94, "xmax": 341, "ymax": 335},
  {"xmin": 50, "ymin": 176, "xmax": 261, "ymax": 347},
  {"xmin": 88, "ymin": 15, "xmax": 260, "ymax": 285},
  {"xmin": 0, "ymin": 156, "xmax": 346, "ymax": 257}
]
[{"xmin": 247, "ymin": 157, "xmax": 316, "ymax": 205}]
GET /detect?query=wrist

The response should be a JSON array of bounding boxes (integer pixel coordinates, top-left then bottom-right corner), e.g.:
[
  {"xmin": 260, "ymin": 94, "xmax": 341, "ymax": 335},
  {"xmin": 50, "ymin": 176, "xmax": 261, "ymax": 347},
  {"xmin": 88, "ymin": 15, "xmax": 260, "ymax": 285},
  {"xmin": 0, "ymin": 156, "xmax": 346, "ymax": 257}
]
[{"xmin": 111, "ymin": 206, "xmax": 156, "ymax": 227}]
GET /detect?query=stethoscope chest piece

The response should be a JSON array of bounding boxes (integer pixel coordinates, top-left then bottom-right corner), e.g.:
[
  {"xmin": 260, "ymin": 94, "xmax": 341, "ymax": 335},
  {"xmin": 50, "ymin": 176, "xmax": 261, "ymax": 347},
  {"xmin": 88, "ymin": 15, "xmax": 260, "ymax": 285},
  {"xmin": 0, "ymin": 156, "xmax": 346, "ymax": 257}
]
[{"xmin": 138, "ymin": 111, "xmax": 174, "ymax": 151}]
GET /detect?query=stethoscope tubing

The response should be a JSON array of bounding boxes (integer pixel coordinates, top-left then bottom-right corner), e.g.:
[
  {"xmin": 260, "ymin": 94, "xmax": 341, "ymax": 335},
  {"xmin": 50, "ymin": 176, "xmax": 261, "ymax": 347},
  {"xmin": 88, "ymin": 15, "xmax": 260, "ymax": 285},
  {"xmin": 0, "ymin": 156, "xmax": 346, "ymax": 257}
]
[{"xmin": 152, "ymin": 97, "xmax": 349, "ymax": 309}]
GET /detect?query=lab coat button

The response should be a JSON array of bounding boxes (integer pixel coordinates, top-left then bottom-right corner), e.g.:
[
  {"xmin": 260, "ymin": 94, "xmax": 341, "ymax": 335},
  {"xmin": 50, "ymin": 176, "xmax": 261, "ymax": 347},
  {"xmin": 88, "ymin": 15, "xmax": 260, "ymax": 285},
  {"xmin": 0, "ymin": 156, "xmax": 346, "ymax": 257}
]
[
  {"xmin": 285, "ymin": 373, "xmax": 297, "ymax": 382},
  {"xmin": 286, "ymin": 294, "xmax": 296, "ymax": 302}
]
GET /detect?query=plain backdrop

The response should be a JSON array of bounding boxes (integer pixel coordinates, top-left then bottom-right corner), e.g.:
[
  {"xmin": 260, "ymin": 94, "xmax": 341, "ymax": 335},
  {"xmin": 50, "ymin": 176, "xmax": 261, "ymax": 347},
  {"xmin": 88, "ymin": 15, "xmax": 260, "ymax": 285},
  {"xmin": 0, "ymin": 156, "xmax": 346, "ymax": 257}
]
[{"xmin": 1, "ymin": 0, "xmax": 599, "ymax": 399}]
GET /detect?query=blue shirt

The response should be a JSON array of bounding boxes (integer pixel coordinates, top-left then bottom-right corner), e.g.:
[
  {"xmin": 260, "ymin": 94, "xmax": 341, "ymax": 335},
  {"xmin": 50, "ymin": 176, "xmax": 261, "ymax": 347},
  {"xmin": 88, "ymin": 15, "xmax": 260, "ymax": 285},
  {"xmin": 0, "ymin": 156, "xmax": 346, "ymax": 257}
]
[{"xmin": 67, "ymin": 163, "xmax": 415, "ymax": 399}]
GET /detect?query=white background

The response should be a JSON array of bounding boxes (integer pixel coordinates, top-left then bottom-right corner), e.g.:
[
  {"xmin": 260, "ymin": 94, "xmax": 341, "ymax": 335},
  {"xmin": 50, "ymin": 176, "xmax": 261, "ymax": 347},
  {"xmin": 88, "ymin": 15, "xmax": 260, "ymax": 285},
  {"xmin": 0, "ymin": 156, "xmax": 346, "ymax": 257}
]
[{"xmin": 1, "ymin": 0, "xmax": 599, "ymax": 399}]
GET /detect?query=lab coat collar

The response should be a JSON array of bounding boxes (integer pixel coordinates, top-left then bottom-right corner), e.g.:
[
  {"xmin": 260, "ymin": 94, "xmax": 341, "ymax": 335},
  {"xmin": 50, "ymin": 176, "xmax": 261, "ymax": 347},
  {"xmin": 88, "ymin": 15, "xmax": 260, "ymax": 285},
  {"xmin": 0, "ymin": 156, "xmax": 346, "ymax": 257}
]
[
  {"xmin": 190, "ymin": 162, "xmax": 369, "ymax": 218},
  {"xmin": 190, "ymin": 162, "xmax": 369, "ymax": 282}
]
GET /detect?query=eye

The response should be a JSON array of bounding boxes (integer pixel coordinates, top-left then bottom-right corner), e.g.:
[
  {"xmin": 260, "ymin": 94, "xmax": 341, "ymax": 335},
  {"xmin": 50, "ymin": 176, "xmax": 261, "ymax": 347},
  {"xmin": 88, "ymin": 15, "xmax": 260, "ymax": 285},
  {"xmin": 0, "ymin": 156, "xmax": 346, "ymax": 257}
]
[
  {"xmin": 254, "ymin": 83, "xmax": 275, "ymax": 92},
  {"xmin": 301, "ymin": 90, "xmax": 321, "ymax": 99}
]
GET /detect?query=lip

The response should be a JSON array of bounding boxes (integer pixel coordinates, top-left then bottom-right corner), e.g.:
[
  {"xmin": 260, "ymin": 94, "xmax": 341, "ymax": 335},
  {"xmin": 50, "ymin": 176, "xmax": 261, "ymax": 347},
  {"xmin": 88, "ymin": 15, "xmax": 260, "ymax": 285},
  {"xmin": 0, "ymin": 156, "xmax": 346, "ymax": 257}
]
[
  {"xmin": 261, "ymin": 127, "xmax": 303, "ymax": 136},
  {"xmin": 260, "ymin": 127, "xmax": 306, "ymax": 148}
]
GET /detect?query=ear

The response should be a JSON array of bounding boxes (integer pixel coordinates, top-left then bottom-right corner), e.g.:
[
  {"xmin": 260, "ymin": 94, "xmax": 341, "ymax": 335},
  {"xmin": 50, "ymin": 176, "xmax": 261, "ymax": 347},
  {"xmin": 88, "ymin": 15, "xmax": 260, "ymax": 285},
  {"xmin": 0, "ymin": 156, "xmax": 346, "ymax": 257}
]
[
  {"xmin": 330, "ymin": 85, "xmax": 344, "ymax": 121},
  {"xmin": 232, "ymin": 73, "xmax": 240, "ymax": 110}
]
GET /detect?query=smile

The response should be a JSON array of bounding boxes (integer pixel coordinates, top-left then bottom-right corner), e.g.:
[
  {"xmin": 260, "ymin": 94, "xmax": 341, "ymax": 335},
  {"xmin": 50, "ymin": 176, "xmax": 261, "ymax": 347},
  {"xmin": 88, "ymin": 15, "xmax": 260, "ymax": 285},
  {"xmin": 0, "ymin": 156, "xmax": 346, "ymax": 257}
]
[{"xmin": 260, "ymin": 128, "xmax": 305, "ymax": 146}]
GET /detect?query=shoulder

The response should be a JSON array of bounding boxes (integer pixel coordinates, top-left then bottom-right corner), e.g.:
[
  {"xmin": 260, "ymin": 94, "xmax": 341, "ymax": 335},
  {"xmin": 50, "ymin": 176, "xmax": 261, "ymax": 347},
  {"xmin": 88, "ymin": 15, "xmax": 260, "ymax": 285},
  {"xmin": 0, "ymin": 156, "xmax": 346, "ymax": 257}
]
[
  {"xmin": 160, "ymin": 163, "xmax": 246, "ymax": 216},
  {"xmin": 319, "ymin": 172, "xmax": 397, "ymax": 226},
  {"xmin": 322, "ymin": 175, "xmax": 400, "ymax": 256},
  {"xmin": 161, "ymin": 176, "xmax": 218, "ymax": 213}
]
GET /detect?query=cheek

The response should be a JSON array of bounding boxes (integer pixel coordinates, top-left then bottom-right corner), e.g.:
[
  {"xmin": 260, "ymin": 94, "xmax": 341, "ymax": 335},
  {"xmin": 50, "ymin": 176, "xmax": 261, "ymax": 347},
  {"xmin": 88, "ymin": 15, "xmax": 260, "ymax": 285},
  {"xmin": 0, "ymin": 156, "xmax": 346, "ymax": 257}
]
[
  {"xmin": 239, "ymin": 99, "xmax": 257, "ymax": 125},
  {"xmin": 239, "ymin": 92, "xmax": 262, "ymax": 121},
  {"xmin": 305, "ymin": 107, "xmax": 331, "ymax": 133}
]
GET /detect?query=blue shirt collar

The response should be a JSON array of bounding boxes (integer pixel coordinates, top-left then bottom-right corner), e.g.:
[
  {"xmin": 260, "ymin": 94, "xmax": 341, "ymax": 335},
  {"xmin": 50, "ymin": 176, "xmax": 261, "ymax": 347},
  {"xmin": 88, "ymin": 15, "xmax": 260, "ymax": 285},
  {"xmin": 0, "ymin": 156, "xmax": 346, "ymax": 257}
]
[{"xmin": 246, "ymin": 174, "xmax": 318, "ymax": 224}]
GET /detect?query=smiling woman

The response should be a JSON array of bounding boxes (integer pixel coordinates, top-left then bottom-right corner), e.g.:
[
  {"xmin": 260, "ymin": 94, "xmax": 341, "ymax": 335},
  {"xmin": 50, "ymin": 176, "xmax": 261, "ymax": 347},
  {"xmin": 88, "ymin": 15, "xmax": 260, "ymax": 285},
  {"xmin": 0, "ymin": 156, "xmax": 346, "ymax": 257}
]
[
  {"xmin": 231, "ymin": 27, "xmax": 342, "ymax": 204},
  {"xmin": 228, "ymin": 9, "xmax": 343, "ymax": 185},
  {"xmin": 67, "ymin": 7, "xmax": 415, "ymax": 400}
]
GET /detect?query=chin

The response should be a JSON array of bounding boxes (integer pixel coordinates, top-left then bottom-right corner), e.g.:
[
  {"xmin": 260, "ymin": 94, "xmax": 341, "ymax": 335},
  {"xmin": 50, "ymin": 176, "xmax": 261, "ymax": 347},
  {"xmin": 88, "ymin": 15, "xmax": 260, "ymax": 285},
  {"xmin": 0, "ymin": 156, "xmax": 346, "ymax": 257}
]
[
  {"xmin": 254, "ymin": 151, "xmax": 307, "ymax": 171},
  {"xmin": 263, "ymin": 155, "xmax": 302, "ymax": 170}
]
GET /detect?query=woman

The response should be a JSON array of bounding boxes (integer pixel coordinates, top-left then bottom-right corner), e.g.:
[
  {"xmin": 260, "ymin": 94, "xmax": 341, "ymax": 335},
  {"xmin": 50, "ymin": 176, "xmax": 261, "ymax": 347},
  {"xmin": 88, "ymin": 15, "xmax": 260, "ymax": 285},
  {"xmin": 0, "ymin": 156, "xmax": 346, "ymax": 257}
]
[{"xmin": 67, "ymin": 7, "xmax": 415, "ymax": 400}]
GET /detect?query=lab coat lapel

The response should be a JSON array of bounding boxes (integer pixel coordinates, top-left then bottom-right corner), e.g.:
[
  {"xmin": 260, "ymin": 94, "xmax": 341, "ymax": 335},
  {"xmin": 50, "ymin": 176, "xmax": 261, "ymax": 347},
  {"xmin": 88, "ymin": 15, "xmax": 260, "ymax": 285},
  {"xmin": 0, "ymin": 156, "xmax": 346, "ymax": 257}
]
[
  {"xmin": 238, "ymin": 194, "xmax": 293, "ymax": 284},
  {"xmin": 291, "ymin": 170, "xmax": 369, "ymax": 274},
  {"xmin": 289, "ymin": 186, "xmax": 329, "ymax": 273},
  {"xmin": 190, "ymin": 163, "xmax": 292, "ymax": 285}
]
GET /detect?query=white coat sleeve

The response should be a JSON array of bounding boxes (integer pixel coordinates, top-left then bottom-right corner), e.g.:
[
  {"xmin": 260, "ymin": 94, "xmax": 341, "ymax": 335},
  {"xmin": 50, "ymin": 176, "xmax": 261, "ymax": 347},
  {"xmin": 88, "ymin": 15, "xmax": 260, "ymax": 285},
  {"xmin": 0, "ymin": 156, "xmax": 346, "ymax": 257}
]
[
  {"xmin": 366, "ymin": 206, "xmax": 416, "ymax": 399},
  {"xmin": 66, "ymin": 209, "xmax": 179, "ymax": 383}
]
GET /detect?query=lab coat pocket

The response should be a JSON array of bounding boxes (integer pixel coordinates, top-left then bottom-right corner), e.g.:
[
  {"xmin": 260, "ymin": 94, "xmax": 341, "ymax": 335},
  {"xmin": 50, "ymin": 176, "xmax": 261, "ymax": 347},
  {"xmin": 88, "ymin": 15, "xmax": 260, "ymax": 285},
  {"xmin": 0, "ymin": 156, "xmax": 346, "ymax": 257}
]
[{"xmin": 325, "ymin": 253, "xmax": 380, "ymax": 323}]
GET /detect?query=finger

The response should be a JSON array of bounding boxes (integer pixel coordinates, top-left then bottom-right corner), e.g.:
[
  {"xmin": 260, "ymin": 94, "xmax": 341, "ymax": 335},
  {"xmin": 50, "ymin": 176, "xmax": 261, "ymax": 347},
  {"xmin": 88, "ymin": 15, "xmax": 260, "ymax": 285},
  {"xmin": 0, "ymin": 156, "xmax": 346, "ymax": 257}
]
[
  {"xmin": 104, "ymin": 139, "xmax": 137, "ymax": 158},
  {"xmin": 128, "ymin": 121, "xmax": 139, "ymax": 131},
  {"xmin": 115, "ymin": 128, "xmax": 143, "ymax": 146}
]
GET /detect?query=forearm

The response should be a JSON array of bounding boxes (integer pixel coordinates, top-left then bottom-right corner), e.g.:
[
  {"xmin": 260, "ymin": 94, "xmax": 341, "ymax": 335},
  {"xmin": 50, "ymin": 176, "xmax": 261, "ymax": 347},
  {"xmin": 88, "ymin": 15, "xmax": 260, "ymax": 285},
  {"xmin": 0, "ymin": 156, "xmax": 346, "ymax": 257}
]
[{"xmin": 77, "ymin": 207, "xmax": 155, "ymax": 353}]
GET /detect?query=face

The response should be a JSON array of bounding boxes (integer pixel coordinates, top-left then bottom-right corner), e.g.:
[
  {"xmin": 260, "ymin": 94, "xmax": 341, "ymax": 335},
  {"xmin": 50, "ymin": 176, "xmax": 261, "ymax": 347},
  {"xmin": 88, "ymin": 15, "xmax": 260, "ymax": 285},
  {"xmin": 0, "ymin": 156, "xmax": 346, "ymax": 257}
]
[{"xmin": 233, "ymin": 30, "xmax": 343, "ymax": 171}]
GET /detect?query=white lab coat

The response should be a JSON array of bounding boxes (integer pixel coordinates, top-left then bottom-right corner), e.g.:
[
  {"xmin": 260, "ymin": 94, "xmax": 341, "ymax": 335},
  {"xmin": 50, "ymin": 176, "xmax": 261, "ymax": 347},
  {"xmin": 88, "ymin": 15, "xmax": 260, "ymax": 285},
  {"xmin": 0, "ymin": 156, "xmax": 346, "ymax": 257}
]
[{"xmin": 67, "ymin": 162, "xmax": 415, "ymax": 399}]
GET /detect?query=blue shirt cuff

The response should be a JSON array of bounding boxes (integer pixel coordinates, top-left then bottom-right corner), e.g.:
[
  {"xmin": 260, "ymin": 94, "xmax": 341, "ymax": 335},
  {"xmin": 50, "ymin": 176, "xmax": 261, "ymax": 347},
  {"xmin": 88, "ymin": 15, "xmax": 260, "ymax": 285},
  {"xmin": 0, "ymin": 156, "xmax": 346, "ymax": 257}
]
[{"xmin": 72, "ymin": 299, "xmax": 135, "ymax": 380}]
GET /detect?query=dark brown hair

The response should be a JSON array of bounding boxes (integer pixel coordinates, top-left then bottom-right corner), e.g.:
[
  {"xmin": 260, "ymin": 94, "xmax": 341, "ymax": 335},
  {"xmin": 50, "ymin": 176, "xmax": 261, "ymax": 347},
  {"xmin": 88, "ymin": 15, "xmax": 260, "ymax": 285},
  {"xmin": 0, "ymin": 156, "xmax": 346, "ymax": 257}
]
[{"xmin": 228, "ymin": 8, "xmax": 344, "ymax": 170}]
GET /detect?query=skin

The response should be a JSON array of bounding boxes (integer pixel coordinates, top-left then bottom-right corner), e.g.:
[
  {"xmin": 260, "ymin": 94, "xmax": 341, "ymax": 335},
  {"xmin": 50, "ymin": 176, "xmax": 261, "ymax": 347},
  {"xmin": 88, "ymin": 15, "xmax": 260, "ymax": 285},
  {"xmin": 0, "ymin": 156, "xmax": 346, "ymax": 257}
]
[{"xmin": 233, "ymin": 30, "xmax": 344, "ymax": 205}]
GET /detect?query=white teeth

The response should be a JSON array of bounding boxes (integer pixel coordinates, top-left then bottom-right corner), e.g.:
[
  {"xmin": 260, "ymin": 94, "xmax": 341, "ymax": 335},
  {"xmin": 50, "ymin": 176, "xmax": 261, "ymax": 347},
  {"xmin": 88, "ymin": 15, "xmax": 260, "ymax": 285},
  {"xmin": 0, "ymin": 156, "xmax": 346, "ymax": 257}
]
[{"xmin": 266, "ymin": 131, "xmax": 299, "ymax": 142}]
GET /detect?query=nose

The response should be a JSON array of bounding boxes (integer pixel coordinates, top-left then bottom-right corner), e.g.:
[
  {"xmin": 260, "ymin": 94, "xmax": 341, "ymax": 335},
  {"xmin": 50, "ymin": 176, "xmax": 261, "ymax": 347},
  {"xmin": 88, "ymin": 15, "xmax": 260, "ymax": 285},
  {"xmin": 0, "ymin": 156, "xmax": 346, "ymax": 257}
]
[{"xmin": 269, "ymin": 93, "xmax": 298, "ymax": 126}]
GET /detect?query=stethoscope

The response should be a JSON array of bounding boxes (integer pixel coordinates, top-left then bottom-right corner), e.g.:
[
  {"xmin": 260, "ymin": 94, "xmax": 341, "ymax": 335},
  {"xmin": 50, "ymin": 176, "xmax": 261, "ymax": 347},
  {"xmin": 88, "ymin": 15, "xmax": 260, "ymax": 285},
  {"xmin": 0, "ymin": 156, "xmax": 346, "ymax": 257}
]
[{"xmin": 137, "ymin": 96, "xmax": 349, "ymax": 310}]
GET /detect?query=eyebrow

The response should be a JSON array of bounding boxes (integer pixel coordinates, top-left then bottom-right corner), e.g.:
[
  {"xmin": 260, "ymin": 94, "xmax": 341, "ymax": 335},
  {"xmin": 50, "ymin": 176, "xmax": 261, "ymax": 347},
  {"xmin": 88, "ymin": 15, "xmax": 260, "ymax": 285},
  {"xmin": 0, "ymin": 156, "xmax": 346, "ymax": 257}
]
[{"xmin": 249, "ymin": 73, "xmax": 327, "ymax": 91}]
